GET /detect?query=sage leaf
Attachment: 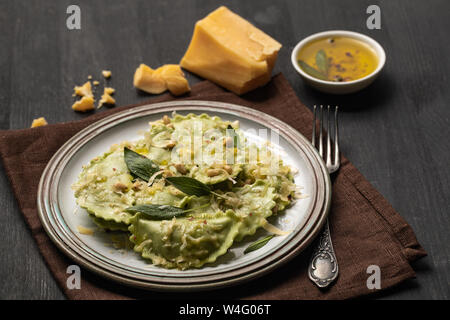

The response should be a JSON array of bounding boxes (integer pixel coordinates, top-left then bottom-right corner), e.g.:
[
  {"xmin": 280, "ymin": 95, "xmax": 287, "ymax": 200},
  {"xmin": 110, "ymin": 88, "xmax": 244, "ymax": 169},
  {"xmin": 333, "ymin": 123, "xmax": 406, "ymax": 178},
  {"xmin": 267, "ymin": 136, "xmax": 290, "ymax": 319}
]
[
  {"xmin": 315, "ymin": 49, "xmax": 329, "ymax": 75},
  {"xmin": 124, "ymin": 147, "xmax": 159, "ymax": 182},
  {"xmin": 227, "ymin": 124, "xmax": 240, "ymax": 148},
  {"xmin": 298, "ymin": 60, "xmax": 328, "ymax": 81},
  {"xmin": 125, "ymin": 204, "xmax": 185, "ymax": 220},
  {"xmin": 244, "ymin": 235, "xmax": 274, "ymax": 254},
  {"xmin": 165, "ymin": 176, "xmax": 211, "ymax": 197}
]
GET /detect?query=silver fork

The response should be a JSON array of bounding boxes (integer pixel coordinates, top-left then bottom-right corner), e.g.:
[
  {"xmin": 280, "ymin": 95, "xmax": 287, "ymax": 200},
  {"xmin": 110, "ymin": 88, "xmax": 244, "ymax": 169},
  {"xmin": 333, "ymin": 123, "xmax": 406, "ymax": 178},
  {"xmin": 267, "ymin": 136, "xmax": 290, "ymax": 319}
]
[{"xmin": 308, "ymin": 105, "xmax": 340, "ymax": 288}]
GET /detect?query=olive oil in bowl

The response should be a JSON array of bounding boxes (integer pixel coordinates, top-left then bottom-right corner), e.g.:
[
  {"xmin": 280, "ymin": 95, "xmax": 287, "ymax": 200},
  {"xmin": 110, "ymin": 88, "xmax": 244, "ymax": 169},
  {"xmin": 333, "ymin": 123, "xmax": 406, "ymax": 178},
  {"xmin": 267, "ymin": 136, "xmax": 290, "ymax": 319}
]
[{"xmin": 296, "ymin": 36, "xmax": 379, "ymax": 82}]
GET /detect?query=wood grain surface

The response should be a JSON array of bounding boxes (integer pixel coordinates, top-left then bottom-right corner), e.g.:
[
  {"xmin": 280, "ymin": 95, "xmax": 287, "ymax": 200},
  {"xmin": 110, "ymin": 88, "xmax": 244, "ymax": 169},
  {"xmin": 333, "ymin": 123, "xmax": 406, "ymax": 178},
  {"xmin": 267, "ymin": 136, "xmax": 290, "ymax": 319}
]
[{"xmin": 0, "ymin": 0, "xmax": 448, "ymax": 299}]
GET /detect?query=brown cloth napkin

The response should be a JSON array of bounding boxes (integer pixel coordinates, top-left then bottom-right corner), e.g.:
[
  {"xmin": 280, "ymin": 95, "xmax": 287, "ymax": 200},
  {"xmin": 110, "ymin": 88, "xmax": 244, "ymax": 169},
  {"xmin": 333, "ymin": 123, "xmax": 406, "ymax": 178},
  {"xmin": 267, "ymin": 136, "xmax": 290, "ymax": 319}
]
[{"xmin": 0, "ymin": 74, "xmax": 425, "ymax": 300}]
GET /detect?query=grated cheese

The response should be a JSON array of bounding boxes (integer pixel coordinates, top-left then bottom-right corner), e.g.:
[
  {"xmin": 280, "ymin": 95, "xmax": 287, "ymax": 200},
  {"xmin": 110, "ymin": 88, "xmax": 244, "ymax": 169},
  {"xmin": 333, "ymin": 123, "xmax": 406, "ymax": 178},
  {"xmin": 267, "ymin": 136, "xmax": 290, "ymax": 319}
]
[
  {"xmin": 261, "ymin": 218, "xmax": 291, "ymax": 236},
  {"xmin": 77, "ymin": 225, "xmax": 94, "ymax": 235}
]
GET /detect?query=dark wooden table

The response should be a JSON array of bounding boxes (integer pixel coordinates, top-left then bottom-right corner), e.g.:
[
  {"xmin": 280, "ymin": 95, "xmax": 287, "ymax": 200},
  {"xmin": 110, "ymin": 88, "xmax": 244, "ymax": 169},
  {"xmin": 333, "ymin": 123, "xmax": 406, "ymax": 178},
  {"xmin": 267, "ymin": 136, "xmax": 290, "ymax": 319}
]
[{"xmin": 0, "ymin": 0, "xmax": 448, "ymax": 300}]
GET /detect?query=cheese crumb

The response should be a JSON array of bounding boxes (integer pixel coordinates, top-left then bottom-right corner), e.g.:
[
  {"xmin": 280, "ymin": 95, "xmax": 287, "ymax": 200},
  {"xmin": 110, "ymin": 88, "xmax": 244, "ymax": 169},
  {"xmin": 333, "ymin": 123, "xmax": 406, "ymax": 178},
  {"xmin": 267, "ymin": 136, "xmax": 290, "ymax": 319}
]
[
  {"xmin": 87, "ymin": 75, "xmax": 92, "ymax": 80},
  {"xmin": 72, "ymin": 96, "xmax": 95, "ymax": 112},
  {"xmin": 133, "ymin": 64, "xmax": 190, "ymax": 96},
  {"xmin": 133, "ymin": 64, "xmax": 167, "ymax": 94},
  {"xmin": 93, "ymin": 80, "xmax": 100, "ymax": 85},
  {"xmin": 102, "ymin": 70, "xmax": 112, "ymax": 79},
  {"xmin": 158, "ymin": 65, "xmax": 191, "ymax": 96},
  {"xmin": 31, "ymin": 117, "xmax": 48, "ymax": 128},
  {"xmin": 105, "ymin": 87, "xmax": 115, "ymax": 95},
  {"xmin": 98, "ymin": 87, "xmax": 116, "ymax": 108},
  {"xmin": 77, "ymin": 225, "xmax": 94, "ymax": 235},
  {"xmin": 74, "ymin": 81, "xmax": 93, "ymax": 98},
  {"xmin": 72, "ymin": 80, "xmax": 95, "ymax": 112}
]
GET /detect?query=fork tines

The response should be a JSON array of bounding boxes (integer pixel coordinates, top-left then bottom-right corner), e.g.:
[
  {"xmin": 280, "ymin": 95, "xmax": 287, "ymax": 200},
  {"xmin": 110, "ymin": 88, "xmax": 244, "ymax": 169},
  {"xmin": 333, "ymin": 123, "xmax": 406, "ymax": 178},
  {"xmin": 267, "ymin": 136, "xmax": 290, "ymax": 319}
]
[{"xmin": 312, "ymin": 105, "xmax": 340, "ymax": 173}]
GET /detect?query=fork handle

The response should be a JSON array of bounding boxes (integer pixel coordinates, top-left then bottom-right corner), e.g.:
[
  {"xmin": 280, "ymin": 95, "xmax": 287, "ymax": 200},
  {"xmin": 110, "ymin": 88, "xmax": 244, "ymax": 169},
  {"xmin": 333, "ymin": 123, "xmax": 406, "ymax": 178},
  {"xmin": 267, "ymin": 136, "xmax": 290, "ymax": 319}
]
[{"xmin": 308, "ymin": 219, "xmax": 339, "ymax": 288}]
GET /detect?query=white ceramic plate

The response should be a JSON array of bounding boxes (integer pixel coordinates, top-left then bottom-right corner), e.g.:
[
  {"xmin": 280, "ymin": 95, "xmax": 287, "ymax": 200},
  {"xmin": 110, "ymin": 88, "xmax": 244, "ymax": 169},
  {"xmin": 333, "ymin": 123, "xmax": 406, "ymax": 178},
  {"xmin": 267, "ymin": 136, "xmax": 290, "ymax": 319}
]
[{"xmin": 37, "ymin": 101, "xmax": 331, "ymax": 291}]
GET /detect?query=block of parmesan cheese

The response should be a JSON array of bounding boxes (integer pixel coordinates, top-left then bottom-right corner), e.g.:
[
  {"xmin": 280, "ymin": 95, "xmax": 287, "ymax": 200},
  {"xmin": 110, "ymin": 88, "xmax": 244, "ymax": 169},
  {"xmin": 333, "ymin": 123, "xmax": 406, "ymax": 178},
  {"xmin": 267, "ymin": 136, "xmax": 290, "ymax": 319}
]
[{"xmin": 180, "ymin": 6, "xmax": 281, "ymax": 95}]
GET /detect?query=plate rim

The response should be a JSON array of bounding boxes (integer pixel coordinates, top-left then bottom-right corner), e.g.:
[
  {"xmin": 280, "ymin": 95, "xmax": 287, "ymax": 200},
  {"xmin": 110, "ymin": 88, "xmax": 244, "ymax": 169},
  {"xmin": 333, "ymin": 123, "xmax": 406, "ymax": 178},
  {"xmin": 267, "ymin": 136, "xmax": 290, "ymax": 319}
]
[{"xmin": 37, "ymin": 100, "xmax": 332, "ymax": 291}]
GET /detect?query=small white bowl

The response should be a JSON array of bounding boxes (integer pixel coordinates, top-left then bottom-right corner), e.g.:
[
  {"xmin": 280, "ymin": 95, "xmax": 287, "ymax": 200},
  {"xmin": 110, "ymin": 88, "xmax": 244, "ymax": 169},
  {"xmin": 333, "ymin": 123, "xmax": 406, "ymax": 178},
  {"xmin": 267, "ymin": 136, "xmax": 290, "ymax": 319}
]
[{"xmin": 291, "ymin": 30, "xmax": 386, "ymax": 94}]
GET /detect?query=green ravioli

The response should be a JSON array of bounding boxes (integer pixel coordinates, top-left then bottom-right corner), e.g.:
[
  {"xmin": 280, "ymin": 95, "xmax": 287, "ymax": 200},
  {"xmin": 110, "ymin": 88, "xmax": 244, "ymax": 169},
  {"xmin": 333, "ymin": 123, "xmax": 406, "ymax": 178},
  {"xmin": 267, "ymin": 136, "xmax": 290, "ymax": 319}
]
[{"xmin": 72, "ymin": 113, "xmax": 298, "ymax": 269}]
